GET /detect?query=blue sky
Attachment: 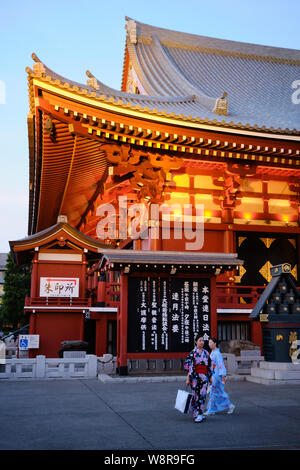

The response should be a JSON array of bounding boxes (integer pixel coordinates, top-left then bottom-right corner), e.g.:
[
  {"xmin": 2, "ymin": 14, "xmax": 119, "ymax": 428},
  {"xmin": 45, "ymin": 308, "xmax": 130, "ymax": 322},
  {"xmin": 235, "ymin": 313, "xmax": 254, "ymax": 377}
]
[{"xmin": 0, "ymin": 0, "xmax": 300, "ymax": 252}]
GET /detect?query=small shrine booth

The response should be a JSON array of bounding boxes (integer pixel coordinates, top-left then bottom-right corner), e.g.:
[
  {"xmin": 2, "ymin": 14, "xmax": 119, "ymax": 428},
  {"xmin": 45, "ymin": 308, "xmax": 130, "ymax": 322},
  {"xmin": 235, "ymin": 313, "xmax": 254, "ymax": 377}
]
[
  {"xmin": 10, "ymin": 218, "xmax": 115, "ymax": 358},
  {"xmin": 99, "ymin": 249, "xmax": 243, "ymax": 375},
  {"xmin": 250, "ymin": 263, "xmax": 300, "ymax": 362}
]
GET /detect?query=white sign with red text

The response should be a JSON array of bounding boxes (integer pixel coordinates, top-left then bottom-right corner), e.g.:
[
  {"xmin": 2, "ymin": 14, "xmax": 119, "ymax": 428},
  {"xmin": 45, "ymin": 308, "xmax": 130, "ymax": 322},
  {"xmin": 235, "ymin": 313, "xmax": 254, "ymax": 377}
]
[{"xmin": 39, "ymin": 277, "xmax": 79, "ymax": 297}]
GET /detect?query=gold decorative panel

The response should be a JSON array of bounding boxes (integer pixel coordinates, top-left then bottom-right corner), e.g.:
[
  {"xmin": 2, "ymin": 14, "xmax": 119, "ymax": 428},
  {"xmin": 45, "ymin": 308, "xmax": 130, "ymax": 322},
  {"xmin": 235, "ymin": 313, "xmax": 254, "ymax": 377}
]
[
  {"xmin": 259, "ymin": 261, "xmax": 273, "ymax": 283},
  {"xmin": 260, "ymin": 238, "xmax": 275, "ymax": 249}
]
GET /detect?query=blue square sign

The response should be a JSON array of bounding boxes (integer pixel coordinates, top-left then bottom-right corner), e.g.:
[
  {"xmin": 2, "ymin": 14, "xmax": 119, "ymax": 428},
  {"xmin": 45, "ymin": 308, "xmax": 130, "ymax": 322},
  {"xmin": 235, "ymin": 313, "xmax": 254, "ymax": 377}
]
[{"xmin": 19, "ymin": 336, "xmax": 29, "ymax": 350}]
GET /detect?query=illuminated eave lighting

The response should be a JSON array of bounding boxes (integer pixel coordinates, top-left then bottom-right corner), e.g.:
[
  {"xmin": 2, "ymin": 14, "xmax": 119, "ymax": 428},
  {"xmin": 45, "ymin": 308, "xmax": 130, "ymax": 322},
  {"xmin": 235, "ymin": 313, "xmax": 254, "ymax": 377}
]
[{"xmin": 243, "ymin": 212, "xmax": 252, "ymax": 223}]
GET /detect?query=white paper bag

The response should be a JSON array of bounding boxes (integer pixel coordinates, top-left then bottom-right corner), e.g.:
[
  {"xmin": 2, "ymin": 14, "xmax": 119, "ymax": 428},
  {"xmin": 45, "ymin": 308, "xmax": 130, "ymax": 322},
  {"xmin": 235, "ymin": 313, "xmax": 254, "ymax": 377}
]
[{"xmin": 175, "ymin": 389, "xmax": 192, "ymax": 414}]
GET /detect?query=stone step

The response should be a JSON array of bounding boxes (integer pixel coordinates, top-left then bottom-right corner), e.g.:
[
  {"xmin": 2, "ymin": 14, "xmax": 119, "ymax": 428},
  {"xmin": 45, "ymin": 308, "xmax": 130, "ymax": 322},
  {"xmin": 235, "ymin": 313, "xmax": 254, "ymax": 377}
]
[
  {"xmin": 251, "ymin": 366, "xmax": 300, "ymax": 381},
  {"xmin": 275, "ymin": 370, "xmax": 300, "ymax": 380},
  {"xmin": 246, "ymin": 375, "xmax": 300, "ymax": 386},
  {"xmin": 98, "ymin": 373, "xmax": 245, "ymax": 383},
  {"xmin": 250, "ymin": 367, "xmax": 275, "ymax": 379},
  {"xmin": 260, "ymin": 361, "xmax": 300, "ymax": 371}
]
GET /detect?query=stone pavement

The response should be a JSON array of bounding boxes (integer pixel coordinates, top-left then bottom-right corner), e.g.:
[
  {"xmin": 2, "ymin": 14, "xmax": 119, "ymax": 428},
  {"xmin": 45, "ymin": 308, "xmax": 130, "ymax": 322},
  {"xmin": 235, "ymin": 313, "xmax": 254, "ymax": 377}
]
[{"xmin": 0, "ymin": 378, "xmax": 299, "ymax": 450}]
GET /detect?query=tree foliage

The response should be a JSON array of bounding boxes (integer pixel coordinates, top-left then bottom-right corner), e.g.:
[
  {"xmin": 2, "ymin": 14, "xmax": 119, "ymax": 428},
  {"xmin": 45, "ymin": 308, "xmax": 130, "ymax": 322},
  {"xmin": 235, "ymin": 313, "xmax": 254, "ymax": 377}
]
[{"xmin": 0, "ymin": 253, "xmax": 31, "ymax": 329}]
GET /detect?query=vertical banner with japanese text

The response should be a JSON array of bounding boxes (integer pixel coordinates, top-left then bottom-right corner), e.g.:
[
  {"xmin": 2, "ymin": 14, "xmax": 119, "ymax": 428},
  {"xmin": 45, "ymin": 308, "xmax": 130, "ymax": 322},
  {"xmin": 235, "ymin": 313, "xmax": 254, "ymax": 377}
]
[{"xmin": 127, "ymin": 276, "xmax": 211, "ymax": 353}]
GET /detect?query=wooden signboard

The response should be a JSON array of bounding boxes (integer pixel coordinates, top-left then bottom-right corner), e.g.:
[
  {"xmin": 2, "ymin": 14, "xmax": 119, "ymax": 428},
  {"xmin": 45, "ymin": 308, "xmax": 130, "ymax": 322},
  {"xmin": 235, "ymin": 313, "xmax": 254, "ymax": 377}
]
[{"xmin": 127, "ymin": 276, "xmax": 211, "ymax": 353}]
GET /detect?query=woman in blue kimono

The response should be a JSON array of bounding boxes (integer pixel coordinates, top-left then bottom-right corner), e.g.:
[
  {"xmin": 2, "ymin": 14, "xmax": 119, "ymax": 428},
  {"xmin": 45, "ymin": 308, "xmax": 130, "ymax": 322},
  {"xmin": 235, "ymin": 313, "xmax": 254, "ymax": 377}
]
[
  {"xmin": 184, "ymin": 334, "xmax": 212, "ymax": 423},
  {"xmin": 204, "ymin": 337, "xmax": 235, "ymax": 416}
]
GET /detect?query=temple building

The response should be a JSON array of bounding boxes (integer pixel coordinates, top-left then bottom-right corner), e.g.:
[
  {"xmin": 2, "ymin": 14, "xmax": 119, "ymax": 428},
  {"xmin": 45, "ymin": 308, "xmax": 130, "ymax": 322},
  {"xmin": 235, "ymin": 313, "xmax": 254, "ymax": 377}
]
[{"xmin": 10, "ymin": 18, "xmax": 300, "ymax": 372}]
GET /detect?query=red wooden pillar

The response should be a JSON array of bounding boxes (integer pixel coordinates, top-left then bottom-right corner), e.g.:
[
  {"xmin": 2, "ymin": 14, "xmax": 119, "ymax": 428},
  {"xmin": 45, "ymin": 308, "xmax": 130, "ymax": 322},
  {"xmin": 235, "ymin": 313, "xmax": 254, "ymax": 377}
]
[
  {"xmin": 30, "ymin": 255, "xmax": 38, "ymax": 298},
  {"xmin": 224, "ymin": 227, "xmax": 234, "ymax": 253},
  {"xmin": 251, "ymin": 320, "xmax": 263, "ymax": 352},
  {"xmin": 81, "ymin": 258, "xmax": 87, "ymax": 296},
  {"xmin": 149, "ymin": 202, "xmax": 161, "ymax": 251},
  {"xmin": 28, "ymin": 313, "xmax": 37, "ymax": 358},
  {"xmin": 118, "ymin": 272, "xmax": 128, "ymax": 375},
  {"xmin": 29, "ymin": 312, "xmax": 36, "ymax": 334},
  {"xmin": 95, "ymin": 318, "xmax": 107, "ymax": 356},
  {"xmin": 97, "ymin": 273, "xmax": 106, "ymax": 305},
  {"xmin": 297, "ymin": 234, "xmax": 300, "ymax": 269},
  {"xmin": 133, "ymin": 239, "xmax": 142, "ymax": 250},
  {"xmin": 79, "ymin": 314, "xmax": 85, "ymax": 341},
  {"xmin": 210, "ymin": 276, "xmax": 218, "ymax": 339}
]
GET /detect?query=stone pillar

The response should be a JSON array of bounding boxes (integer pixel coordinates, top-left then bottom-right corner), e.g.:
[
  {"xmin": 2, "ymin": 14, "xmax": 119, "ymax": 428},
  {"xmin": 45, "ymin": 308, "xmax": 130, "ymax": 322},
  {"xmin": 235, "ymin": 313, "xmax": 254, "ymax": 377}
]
[
  {"xmin": 87, "ymin": 354, "xmax": 98, "ymax": 377},
  {"xmin": 225, "ymin": 353, "xmax": 238, "ymax": 375},
  {"xmin": 36, "ymin": 355, "xmax": 46, "ymax": 378}
]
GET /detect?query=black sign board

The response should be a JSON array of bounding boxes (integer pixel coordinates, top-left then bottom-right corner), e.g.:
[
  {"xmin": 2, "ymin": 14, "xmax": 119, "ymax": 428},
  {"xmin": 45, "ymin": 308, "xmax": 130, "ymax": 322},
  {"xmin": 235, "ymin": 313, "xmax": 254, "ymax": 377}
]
[{"xmin": 127, "ymin": 276, "xmax": 211, "ymax": 353}]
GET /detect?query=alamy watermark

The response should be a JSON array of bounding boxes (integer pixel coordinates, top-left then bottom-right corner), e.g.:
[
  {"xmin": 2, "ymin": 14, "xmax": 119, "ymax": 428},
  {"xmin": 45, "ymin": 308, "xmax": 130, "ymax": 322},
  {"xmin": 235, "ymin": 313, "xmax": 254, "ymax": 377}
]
[
  {"xmin": 96, "ymin": 197, "xmax": 204, "ymax": 250},
  {"xmin": 291, "ymin": 80, "xmax": 300, "ymax": 104},
  {"xmin": 0, "ymin": 80, "xmax": 5, "ymax": 104}
]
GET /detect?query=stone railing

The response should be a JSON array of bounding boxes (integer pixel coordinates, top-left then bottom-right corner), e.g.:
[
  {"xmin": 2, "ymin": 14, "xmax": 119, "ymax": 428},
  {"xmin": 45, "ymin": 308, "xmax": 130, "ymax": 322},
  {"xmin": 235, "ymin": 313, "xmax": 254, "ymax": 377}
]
[
  {"xmin": 125, "ymin": 353, "xmax": 265, "ymax": 376},
  {"xmin": 0, "ymin": 355, "xmax": 98, "ymax": 380},
  {"xmin": 223, "ymin": 352, "xmax": 265, "ymax": 375},
  {"xmin": 0, "ymin": 352, "xmax": 264, "ymax": 379}
]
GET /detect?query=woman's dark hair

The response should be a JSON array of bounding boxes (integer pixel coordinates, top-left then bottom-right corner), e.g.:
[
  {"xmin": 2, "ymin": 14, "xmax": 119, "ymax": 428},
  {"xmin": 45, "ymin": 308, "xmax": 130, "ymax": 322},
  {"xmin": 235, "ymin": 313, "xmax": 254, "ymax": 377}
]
[
  {"xmin": 209, "ymin": 337, "xmax": 218, "ymax": 346},
  {"xmin": 194, "ymin": 333, "xmax": 204, "ymax": 343}
]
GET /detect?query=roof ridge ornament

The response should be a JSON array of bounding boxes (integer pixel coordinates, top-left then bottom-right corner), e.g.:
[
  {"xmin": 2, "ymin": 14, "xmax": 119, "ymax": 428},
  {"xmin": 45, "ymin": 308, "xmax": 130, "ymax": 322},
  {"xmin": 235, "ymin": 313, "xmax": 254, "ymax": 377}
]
[
  {"xmin": 57, "ymin": 215, "xmax": 68, "ymax": 224},
  {"xmin": 86, "ymin": 70, "xmax": 99, "ymax": 90},
  {"xmin": 126, "ymin": 18, "xmax": 137, "ymax": 44},
  {"xmin": 213, "ymin": 92, "xmax": 229, "ymax": 115},
  {"xmin": 31, "ymin": 53, "xmax": 46, "ymax": 76}
]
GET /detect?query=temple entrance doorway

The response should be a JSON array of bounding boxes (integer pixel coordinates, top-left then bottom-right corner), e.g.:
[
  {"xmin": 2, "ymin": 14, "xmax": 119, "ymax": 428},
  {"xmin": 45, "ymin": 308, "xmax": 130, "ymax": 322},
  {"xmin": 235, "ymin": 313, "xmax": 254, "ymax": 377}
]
[
  {"xmin": 107, "ymin": 320, "xmax": 117, "ymax": 356},
  {"xmin": 84, "ymin": 319, "xmax": 96, "ymax": 354}
]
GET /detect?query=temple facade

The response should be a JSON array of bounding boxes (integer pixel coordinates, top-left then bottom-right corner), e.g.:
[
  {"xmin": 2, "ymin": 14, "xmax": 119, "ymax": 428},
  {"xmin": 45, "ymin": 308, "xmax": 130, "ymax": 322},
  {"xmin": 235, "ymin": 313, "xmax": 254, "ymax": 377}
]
[{"xmin": 10, "ymin": 18, "xmax": 300, "ymax": 370}]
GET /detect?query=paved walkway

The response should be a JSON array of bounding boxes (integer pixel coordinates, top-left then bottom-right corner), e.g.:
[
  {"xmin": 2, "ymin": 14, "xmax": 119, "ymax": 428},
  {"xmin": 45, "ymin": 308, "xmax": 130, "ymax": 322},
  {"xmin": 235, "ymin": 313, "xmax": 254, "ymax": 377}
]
[{"xmin": 0, "ymin": 379, "xmax": 299, "ymax": 450}]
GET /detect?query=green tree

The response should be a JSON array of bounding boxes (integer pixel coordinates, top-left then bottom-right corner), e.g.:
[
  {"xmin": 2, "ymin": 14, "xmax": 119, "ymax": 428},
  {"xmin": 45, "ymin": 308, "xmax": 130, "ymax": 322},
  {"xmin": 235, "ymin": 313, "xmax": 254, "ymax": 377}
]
[{"xmin": 0, "ymin": 253, "xmax": 31, "ymax": 329}]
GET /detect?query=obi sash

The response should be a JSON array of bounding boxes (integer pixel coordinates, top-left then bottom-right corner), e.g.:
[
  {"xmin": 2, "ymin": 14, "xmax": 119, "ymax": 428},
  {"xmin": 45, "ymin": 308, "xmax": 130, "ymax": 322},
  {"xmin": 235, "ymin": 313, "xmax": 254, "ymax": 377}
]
[{"xmin": 195, "ymin": 364, "xmax": 208, "ymax": 375}]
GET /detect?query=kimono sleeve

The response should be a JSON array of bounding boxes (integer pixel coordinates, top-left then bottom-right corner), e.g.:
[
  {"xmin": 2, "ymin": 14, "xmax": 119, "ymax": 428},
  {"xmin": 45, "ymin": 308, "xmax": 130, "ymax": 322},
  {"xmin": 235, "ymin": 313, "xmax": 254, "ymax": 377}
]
[
  {"xmin": 207, "ymin": 353, "xmax": 212, "ymax": 379},
  {"xmin": 215, "ymin": 350, "xmax": 227, "ymax": 376},
  {"xmin": 184, "ymin": 351, "xmax": 194, "ymax": 375}
]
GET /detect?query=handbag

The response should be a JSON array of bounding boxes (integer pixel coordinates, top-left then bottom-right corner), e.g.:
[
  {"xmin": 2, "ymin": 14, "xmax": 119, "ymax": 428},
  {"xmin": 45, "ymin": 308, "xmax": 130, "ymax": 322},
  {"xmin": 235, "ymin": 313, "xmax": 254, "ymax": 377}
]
[{"xmin": 175, "ymin": 389, "xmax": 192, "ymax": 414}]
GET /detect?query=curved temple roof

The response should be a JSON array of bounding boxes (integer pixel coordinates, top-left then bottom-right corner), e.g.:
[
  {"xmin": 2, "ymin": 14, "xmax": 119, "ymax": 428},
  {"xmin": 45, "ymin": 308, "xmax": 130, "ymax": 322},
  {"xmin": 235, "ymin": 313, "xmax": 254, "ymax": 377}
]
[
  {"xmin": 26, "ymin": 16, "xmax": 300, "ymax": 135},
  {"xmin": 124, "ymin": 18, "xmax": 300, "ymax": 134}
]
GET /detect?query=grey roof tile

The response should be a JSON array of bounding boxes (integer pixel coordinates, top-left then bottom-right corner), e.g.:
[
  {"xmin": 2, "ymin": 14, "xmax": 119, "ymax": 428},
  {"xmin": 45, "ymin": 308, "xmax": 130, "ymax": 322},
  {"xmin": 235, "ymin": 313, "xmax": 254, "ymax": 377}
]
[
  {"xmin": 28, "ymin": 20, "xmax": 300, "ymax": 134},
  {"xmin": 99, "ymin": 249, "xmax": 243, "ymax": 269},
  {"xmin": 126, "ymin": 19, "xmax": 300, "ymax": 132}
]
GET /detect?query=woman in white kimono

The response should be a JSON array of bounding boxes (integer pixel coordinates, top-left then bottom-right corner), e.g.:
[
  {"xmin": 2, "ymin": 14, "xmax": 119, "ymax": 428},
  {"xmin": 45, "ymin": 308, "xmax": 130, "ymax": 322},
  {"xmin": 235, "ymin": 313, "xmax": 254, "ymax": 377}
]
[{"xmin": 204, "ymin": 337, "xmax": 235, "ymax": 416}]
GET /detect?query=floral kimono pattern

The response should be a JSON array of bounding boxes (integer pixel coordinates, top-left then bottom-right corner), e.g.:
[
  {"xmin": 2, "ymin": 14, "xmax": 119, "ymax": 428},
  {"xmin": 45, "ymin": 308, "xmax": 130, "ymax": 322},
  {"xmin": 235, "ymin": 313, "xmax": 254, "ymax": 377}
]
[
  {"xmin": 184, "ymin": 347, "xmax": 212, "ymax": 418},
  {"xmin": 206, "ymin": 348, "xmax": 233, "ymax": 414}
]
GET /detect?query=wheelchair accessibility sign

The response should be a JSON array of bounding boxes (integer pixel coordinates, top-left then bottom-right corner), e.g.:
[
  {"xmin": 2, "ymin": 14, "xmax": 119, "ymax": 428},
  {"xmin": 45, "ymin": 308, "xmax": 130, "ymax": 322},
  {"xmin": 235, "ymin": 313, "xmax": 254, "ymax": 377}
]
[
  {"xmin": 19, "ymin": 336, "xmax": 29, "ymax": 350},
  {"xmin": 19, "ymin": 335, "xmax": 39, "ymax": 350}
]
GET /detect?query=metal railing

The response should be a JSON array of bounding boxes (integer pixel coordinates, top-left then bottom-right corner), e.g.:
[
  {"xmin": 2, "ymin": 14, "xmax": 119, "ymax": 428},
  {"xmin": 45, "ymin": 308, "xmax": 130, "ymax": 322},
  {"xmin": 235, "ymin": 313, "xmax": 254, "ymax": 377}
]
[
  {"xmin": 2, "ymin": 324, "xmax": 29, "ymax": 341},
  {"xmin": 216, "ymin": 285, "xmax": 266, "ymax": 309},
  {"xmin": 25, "ymin": 297, "xmax": 92, "ymax": 306},
  {"xmin": 105, "ymin": 283, "xmax": 120, "ymax": 307}
]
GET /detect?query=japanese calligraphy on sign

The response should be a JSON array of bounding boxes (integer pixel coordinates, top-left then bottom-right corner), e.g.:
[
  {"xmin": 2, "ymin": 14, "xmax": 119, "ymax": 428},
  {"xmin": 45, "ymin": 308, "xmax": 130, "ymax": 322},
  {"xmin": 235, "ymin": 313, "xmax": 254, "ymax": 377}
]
[
  {"xmin": 39, "ymin": 277, "xmax": 79, "ymax": 297},
  {"xmin": 127, "ymin": 277, "xmax": 211, "ymax": 353}
]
